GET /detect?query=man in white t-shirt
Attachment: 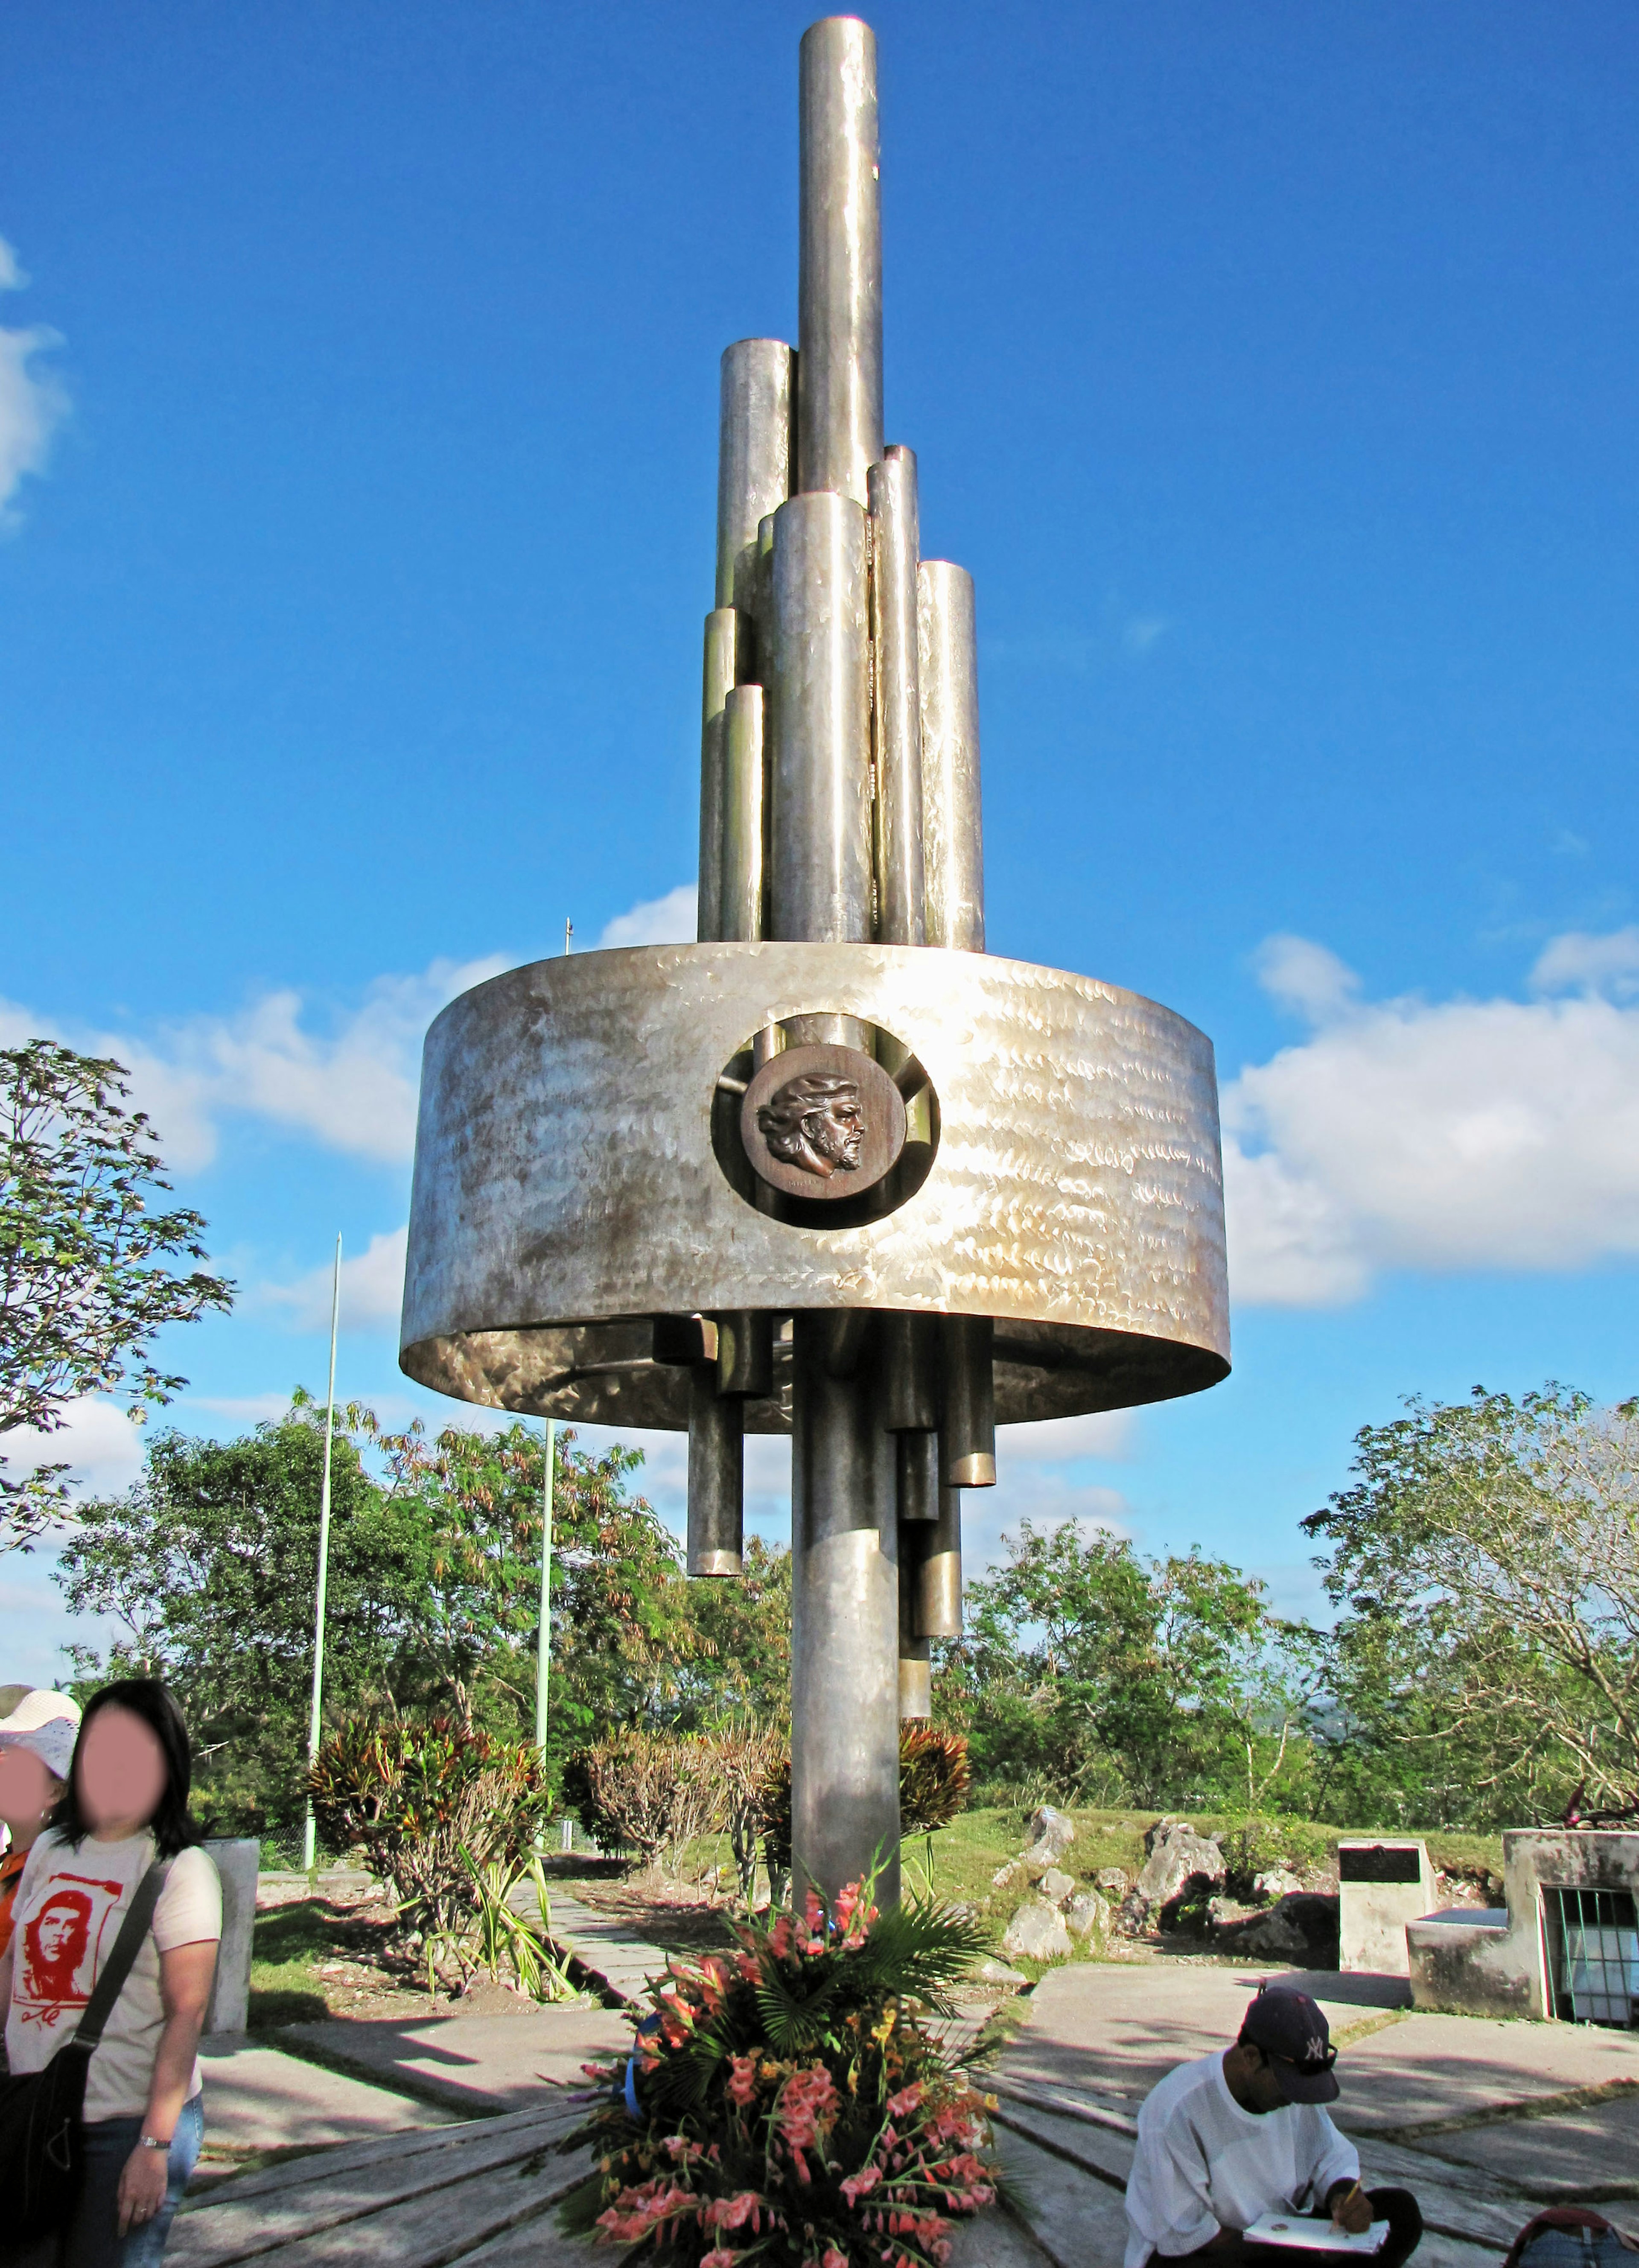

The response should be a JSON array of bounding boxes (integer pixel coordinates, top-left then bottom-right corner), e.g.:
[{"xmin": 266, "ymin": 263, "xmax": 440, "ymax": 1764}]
[{"xmin": 1125, "ymin": 1987, "xmax": 1423, "ymax": 2268}]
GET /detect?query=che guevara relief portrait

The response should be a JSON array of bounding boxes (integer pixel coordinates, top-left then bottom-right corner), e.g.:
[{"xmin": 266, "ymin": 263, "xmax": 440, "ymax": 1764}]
[{"xmin": 737, "ymin": 1042, "xmax": 907, "ymax": 1203}]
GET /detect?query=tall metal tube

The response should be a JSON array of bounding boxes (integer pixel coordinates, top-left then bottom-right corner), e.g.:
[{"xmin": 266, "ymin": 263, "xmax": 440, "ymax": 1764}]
[
  {"xmin": 869, "ymin": 447, "xmax": 925, "ymax": 946},
  {"xmin": 917, "ymin": 561, "xmax": 984, "ymax": 953},
  {"xmin": 720, "ymin": 684, "xmax": 766, "ymax": 943},
  {"xmin": 797, "ymin": 17, "xmax": 882, "ymax": 505},
  {"xmin": 915, "ymin": 1479, "xmax": 962, "ymax": 1640},
  {"xmin": 898, "ymin": 1528, "xmax": 932, "ymax": 1719},
  {"xmin": 688, "ymin": 1362, "xmax": 744, "ymax": 1577},
  {"xmin": 790, "ymin": 1314, "xmax": 901, "ymax": 1904},
  {"xmin": 941, "ymin": 1312, "xmax": 996, "ymax": 1488},
  {"xmin": 770, "ymin": 492, "xmax": 873, "ymax": 944},
  {"xmin": 698, "ymin": 607, "xmax": 741, "ymax": 945},
  {"xmin": 881, "ymin": 1310, "xmax": 938, "ymax": 1431},
  {"xmin": 896, "ymin": 1425, "xmax": 940, "ymax": 1524},
  {"xmin": 718, "ymin": 341, "xmax": 797, "ymax": 621}
]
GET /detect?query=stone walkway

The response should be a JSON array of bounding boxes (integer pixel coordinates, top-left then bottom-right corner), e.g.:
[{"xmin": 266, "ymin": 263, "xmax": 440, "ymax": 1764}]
[{"xmin": 177, "ymin": 1902, "xmax": 1637, "ymax": 2266}]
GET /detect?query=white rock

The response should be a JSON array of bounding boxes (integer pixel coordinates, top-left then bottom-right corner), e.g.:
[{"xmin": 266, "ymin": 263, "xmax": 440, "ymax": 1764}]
[
  {"xmin": 1134, "ymin": 1824, "xmax": 1226, "ymax": 1909},
  {"xmin": 1253, "ymin": 1868, "xmax": 1301, "ymax": 1902},
  {"xmin": 1064, "ymin": 1890, "xmax": 1107, "ymax": 1940},
  {"xmin": 976, "ymin": 1957, "xmax": 1029, "ymax": 1989},
  {"xmin": 1095, "ymin": 1866, "xmax": 1129, "ymax": 1894},
  {"xmin": 992, "ymin": 1860, "xmax": 1023, "ymax": 1890},
  {"xmin": 1001, "ymin": 1897, "xmax": 1073, "ymax": 1964},
  {"xmin": 1038, "ymin": 1867, "xmax": 1076, "ymax": 1905},
  {"xmin": 1027, "ymin": 1805, "xmax": 1077, "ymax": 1857}
]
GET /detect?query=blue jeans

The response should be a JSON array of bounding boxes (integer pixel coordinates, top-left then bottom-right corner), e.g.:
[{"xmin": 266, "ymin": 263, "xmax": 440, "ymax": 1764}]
[{"xmin": 58, "ymin": 2093, "xmax": 206, "ymax": 2268}]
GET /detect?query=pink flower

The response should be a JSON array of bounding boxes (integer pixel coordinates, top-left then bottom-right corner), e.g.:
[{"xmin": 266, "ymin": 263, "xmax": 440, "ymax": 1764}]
[
  {"xmin": 702, "ymin": 2192, "xmax": 763, "ymax": 2232},
  {"xmin": 701, "ymin": 2250, "xmax": 735, "ymax": 2268},
  {"xmin": 727, "ymin": 2053, "xmax": 757, "ymax": 2107},
  {"xmin": 841, "ymin": 2164, "xmax": 883, "ymax": 2204},
  {"xmin": 823, "ymin": 2251, "xmax": 849, "ymax": 2268},
  {"xmin": 886, "ymin": 2083, "xmax": 923, "ymax": 2119}
]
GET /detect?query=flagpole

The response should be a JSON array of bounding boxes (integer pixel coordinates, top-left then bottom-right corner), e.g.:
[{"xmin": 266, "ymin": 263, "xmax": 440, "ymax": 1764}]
[
  {"xmin": 534, "ymin": 1418, "xmax": 557, "ymax": 1757},
  {"xmin": 302, "ymin": 1235, "xmax": 342, "ymax": 1877}
]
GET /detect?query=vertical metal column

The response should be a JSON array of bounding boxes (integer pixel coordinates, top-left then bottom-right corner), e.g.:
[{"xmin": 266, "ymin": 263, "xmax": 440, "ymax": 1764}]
[
  {"xmin": 718, "ymin": 340, "xmax": 797, "ymax": 623},
  {"xmin": 770, "ymin": 488, "xmax": 873, "ymax": 1049},
  {"xmin": 869, "ymin": 445, "xmax": 925, "ymax": 949},
  {"xmin": 687, "ymin": 1361, "xmax": 744, "ymax": 1576},
  {"xmin": 697, "ymin": 609, "xmax": 739, "ymax": 946},
  {"xmin": 797, "ymin": 17, "xmax": 882, "ymax": 506},
  {"xmin": 917, "ymin": 559, "xmax": 985, "ymax": 954},
  {"xmin": 781, "ymin": 17, "xmax": 899, "ymax": 1906},
  {"xmin": 790, "ymin": 1315, "xmax": 901, "ymax": 1905}
]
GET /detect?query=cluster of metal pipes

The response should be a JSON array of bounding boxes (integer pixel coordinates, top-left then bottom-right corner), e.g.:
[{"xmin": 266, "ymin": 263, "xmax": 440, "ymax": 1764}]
[{"xmin": 686, "ymin": 17, "xmax": 993, "ymax": 1902}]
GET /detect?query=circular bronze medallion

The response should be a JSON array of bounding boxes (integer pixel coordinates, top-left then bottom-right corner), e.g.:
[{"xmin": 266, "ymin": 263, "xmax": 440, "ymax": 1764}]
[{"xmin": 739, "ymin": 1043, "xmax": 907, "ymax": 1201}]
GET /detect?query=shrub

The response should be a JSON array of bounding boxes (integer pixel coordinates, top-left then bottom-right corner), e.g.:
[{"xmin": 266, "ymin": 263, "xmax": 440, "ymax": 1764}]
[
  {"xmin": 760, "ymin": 1728, "xmax": 972, "ymax": 1892},
  {"xmin": 1216, "ymin": 1814, "xmax": 1336, "ymax": 1889},
  {"xmin": 563, "ymin": 1727, "xmax": 723, "ymax": 1872},
  {"xmin": 702, "ymin": 1718, "xmax": 788, "ymax": 1907},
  {"xmin": 308, "ymin": 1715, "xmax": 551, "ymax": 1946},
  {"xmin": 560, "ymin": 1867, "xmax": 997, "ymax": 2267}
]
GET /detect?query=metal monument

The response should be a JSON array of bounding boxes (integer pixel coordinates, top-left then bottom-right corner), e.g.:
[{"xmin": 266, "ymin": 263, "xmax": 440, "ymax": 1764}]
[{"xmin": 400, "ymin": 17, "xmax": 1230, "ymax": 1907}]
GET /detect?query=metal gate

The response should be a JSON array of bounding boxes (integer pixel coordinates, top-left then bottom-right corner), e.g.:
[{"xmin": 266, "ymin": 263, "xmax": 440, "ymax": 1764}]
[{"xmin": 1543, "ymin": 1886, "xmax": 1639, "ymax": 2026}]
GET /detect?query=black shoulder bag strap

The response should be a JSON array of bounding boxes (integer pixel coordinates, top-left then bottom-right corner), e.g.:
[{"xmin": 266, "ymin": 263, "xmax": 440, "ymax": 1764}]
[{"xmin": 71, "ymin": 1856, "xmax": 173, "ymax": 2056}]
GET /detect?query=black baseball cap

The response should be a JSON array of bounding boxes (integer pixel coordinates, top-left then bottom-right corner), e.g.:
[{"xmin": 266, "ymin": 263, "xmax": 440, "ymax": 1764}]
[{"xmin": 1239, "ymin": 1988, "xmax": 1341, "ymax": 2104}]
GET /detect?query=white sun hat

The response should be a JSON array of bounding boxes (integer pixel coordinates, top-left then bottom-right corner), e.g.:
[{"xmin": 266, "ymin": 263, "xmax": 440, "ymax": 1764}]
[{"xmin": 0, "ymin": 1689, "xmax": 82, "ymax": 1783}]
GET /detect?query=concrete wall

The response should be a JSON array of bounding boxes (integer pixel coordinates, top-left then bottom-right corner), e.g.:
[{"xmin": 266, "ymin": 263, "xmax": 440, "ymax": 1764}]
[
  {"xmin": 1406, "ymin": 1830, "xmax": 1639, "ymax": 2022},
  {"xmin": 201, "ymin": 1837, "xmax": 259, "ymax": 2036},
  {"xmin": 1338, "ymin": 1839, "xmax": 1433, "ymax": 1976}
]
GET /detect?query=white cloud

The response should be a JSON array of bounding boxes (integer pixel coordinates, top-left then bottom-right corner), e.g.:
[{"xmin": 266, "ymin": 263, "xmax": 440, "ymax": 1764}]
[
  {"xmin": 1252, "ymin": 934, "xmax": 1362, "ymax": 1025},
  {"xmin": 999, "ymin": 1409, "xmax": 1137, "ymax": 1466},
  {"xmin": 1530, "ymin": 925, "xmax": 1639, "ymax": 1003},
  {"xmin": 0, "ymin": 236, "xmax": 67, "ymax": 520},
  {"xmin": 598, "ymin": 885, "xmax": 697, "ymax": 950},
  {"xmin": 0, "ymin": 1395, "xmax": 146, "ymax": 1499},
  {"xmin": 0, "ymin": 953, "xmax": 507, "ymax": 1173},
  {"xmin": 1225, "ymin": 929, "xmax": 1639, "ymax": 1306},
  {"xmin": 262, "ymin": 1226, "xmax": 408, "ymax": 1333}
]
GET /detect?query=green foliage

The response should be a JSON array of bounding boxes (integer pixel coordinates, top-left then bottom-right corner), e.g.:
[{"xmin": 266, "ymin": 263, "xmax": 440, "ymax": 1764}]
[
  {"xmin": 0, "ymin": 1039, "xmax": 233, "ymax": 1550},
  {"xmin": 562, "ymin": 1726, "xmax": 721, "ymax": 1871},
  {"xmin": 460, "ymin": 1847, "xmax": 576, "ymax": 2001},
  {"xmin": 946, "ymin": 1524, "xmax": 1324, "ymax": 1814},
  {"xmin": 373, "ymin": 1418, "xmax": 693, "ymax": 1751},
  {"xmin": 57, "ymin": 1404, "xmax": 424, "ymax": 1831},
  {"xmin": 898, "ymin": 1726, "xmax": 971, "ymax": 1835},
  {"xmin": 1304, "ymin": 1384, "xmax": 1639, "ymax": 1824},
  {"xmin": 309, "ymin": 1713, "xmax": 551, "ymax": 1954},
  {"xmin": 561, "ymin": 1868, "xmax": 997, "ymax": 2267},
  {"xmin": 758, "ymin": 1726, "xmax": 973, "ymax": 1885}
]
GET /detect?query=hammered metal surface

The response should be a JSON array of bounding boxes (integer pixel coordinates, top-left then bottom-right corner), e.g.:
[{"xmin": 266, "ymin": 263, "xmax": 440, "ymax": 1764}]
[{"xmin": 400, "ymin": 940, "xmax": 1229, "ymax": 1429}]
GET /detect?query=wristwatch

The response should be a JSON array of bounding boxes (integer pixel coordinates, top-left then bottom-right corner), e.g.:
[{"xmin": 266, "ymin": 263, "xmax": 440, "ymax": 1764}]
[{"xmin": 139, "ymin": 2134, "xmax": 172, "ymax": 2152}]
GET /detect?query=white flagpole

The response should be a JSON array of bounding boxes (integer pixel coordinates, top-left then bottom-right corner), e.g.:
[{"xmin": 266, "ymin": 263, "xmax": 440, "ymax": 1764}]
[{"xmin": 302, "ymin": 1235, "xmax": 342, "ymax": 1877}]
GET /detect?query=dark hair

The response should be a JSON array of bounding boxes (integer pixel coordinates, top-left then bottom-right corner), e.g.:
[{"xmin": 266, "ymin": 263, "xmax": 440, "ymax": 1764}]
[{"xmin": 48, "ymin": 1679, "xmax": 202, "ymax": 1857}]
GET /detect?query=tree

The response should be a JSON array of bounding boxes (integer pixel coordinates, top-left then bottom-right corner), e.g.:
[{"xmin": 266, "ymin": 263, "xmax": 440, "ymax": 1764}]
[
  {"xmin": 374, "ymin": 1418, "xmax": 697, "ymax": 1756},
  {"xmin": 1305, "ymin": 1385, "xmax": 1639, "ymax": 1826},
  {"xmin": 55, "ymin": 1399, "xmax": 426, "ymax": 1832},
  {"xmin": 1, "ymin": 1041, "xmax": 233, "ymax": 1549},
  {"xmin": 949, "ymin": 1522, "xmax": 1321, "ymax": 1810}
]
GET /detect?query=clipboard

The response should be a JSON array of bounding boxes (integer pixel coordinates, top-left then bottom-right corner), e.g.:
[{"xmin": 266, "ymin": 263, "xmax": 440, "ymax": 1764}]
[{"xmin": 1244, "ymin": 2213, "xmax": 1387, "ymax": 2254}]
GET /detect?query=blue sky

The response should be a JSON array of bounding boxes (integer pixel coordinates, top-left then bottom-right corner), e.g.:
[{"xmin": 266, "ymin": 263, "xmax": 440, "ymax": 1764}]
[{"xmin": 4, "ymin": 2, "xmax": 1637, "ymax": 1684}]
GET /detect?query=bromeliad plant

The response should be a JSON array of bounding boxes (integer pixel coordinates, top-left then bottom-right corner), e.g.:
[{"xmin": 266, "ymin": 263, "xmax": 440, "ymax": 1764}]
[{"xmin": 560, "ymin": 1864, "xmax": 998, "ymax": 2267}]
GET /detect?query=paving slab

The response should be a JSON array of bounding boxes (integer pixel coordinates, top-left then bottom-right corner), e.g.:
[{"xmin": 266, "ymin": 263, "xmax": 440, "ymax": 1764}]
[
  {"xmin": 195, "ymin": 2032, "xmax": 452, "ymax": 2163},
  {"xmin": 273, "ymin": 1998, "xmax": 632, "ymax": 2117},
  {"xmin": 1334, "ymin": 2011, "xmax": 1639, "ymax": 2136},
  {"xmin": 1404, "ymin": 2092, "xmax": 1639, "ymax": 2199},
  {"xmin": 995, "ymin": 1962, "xmax": 1403, "ymax": 2104},
  {"xmin": 533, "ymin": 1891, "xmax": 670, "ymax": 2004}
]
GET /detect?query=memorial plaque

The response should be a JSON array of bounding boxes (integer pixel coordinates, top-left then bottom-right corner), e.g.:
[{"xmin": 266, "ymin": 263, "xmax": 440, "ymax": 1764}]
[{"xmin": 739, "ymin": 1042, "xmax": 907, "ymax": 1201}]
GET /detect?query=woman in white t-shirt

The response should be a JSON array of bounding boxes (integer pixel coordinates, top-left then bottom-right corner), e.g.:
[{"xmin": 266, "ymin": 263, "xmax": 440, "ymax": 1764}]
[{"xmin": 1, "ymin": 1679, "xmax": 222, "ymax": 2268}]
